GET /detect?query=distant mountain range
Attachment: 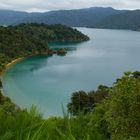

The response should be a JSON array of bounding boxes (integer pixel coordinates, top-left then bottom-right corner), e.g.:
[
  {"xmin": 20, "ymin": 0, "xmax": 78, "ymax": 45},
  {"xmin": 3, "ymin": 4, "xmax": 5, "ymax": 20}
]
[
  {"xmin": 94, "ymin": 10, "xmax": 140, "ymax": 30},
  {"xmin": 0, "ymin": 7, "xmax": 140, "ymax": 30}
]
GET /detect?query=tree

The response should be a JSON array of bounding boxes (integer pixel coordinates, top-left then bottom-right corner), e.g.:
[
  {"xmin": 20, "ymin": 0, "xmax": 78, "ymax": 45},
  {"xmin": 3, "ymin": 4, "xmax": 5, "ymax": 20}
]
[
  {"xmin": 0, "ymin": 80, "xmax": 2, "ymax": 88},
  {"xmin": 104, "ymin": 72, "xmax": 140, "ymax": 139},
  {"xmin": 132, "ymin": 71, "xmax": 140, "ymax": 78},
  {"xmin": 67, "ymin": 91, "xmax": 94, "ymax": 115},
  {"xmin": 68, "ymin": 85, "xmax": 109, "ymax": 115}
]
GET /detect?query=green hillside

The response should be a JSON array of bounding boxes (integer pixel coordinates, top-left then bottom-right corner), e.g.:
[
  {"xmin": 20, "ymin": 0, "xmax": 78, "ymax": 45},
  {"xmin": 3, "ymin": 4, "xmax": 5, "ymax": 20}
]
[
  {"xmin": 0, "ymin": 27, "xmax": 48, "ymax": 72},
  {"xmin": 11, "ymin": 23, "xmax": 89, "ymax": 42},
  {"xmin": 0, "ymin": 23, "xmax": 89, "ymax": 73}
]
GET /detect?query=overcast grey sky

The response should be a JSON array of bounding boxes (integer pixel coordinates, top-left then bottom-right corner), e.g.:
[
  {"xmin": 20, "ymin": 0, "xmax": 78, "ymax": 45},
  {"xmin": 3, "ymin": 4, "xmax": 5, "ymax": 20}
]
[{"xmin": 0, "ymin": 0, "xmax": 140, "ymax": 12}]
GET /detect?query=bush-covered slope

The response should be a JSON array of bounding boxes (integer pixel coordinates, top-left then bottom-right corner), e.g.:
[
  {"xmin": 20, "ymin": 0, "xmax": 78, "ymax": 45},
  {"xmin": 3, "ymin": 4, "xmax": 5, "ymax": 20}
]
[
  {"xmin": 0, "ymin": 23, "xmax": 89, "ymax": 73},
  {"xmin": 11, "ymin": 23, "xmax": 89, "ymax": 42},
  {"xmin": 0, "ymin": 27, "xmax": 48, "ymax": 72}
]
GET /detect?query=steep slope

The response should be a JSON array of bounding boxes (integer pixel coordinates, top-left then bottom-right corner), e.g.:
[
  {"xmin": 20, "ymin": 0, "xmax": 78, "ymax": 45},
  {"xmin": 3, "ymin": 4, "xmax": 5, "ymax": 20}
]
[
  {"xmin": 11, "ymin": 23, "xmax": 89, "ymax": 42},
  {"xmin": 95, "ymin": 10, "xmax": 140, "ymax": 30}
]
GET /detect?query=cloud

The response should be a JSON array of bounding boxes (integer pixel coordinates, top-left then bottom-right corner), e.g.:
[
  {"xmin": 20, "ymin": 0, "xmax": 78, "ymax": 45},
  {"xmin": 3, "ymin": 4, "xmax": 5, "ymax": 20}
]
[{"xmin": 0, "ymin": 0, "xmax": 139, "ymax": 12}]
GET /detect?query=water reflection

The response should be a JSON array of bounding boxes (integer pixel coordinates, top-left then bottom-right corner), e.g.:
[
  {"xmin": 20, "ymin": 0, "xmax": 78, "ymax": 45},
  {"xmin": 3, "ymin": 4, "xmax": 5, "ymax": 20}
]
[{"xmin": 27, "ymin": 56, "xmax": 50, "ymax": 72}]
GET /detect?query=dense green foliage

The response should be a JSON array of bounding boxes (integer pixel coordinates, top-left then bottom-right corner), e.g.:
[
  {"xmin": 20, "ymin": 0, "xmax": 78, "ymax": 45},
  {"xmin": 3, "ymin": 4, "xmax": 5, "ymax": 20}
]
[
  {"xmin": 91, "ymin": 72, "xmax": 140, "ymax": 140},
  {"xmin": 11, "ymin": 23, "xmax": 89, "ymax": 42},
  {"xmin": 104, "ymin": 72, "xmax": 140, "ymax": 139},
  {"xmin": 0, "ymin": 26, "xmax": 48, "ymax": 73},
  {"xmin": 68, "ymin": 72, "xmax": 140, "ymax": 139},
  {"xmin": 0, "ymin": 23, "xmax": 89, "ymax": 73},
  {"xmin": 68, "ymin": 85, "xmax": 109, "ymax": 115},
  {"xmin": 0, "ymin": 86, "xmax": 103, "ymax": 140},
  {"xmin": 0, "ymin": 72, "xmax": 139, "ymax": 140},
  {"xmin": 0, "ymin": 27, "xmax": 48, "ymax": 57}
]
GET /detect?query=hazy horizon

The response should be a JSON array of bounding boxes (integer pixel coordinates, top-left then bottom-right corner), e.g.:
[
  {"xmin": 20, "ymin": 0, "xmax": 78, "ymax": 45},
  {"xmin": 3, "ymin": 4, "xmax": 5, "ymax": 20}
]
[
  {"xmin": 0, "ymin": 6, "xmax": 139, "ymax": 13},
  {"xmin": 0, "ymin": 0, "xmax": 140, "ymax": 12}
]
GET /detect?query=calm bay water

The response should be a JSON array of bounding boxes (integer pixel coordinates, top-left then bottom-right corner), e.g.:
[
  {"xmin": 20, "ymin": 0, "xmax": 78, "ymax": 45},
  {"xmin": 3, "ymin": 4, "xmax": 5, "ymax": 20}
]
[{"xmin": 2, "ymin": 28, "xmax": 140, "ymax": 117}]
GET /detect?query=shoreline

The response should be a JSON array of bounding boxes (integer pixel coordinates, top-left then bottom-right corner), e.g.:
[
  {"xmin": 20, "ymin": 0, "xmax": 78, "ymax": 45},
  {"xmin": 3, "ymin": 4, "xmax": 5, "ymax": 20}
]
[
  {"xmin": 0, "ymin": 48, "xmax": 68, "ymax": 77},
  {"xmin": 6, "ymin": 57, "xmax": 24, "ymax": 68},
  {"xmin": 0, "ymin": 57, "xmax": 24, "ymax": 76}
]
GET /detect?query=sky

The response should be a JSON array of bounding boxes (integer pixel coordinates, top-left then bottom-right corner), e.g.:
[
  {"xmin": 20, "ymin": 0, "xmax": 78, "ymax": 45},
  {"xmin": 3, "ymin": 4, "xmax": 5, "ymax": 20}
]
[{"xmin": 0, "ymin": 0, "xmax": 140, "ymax": 12}]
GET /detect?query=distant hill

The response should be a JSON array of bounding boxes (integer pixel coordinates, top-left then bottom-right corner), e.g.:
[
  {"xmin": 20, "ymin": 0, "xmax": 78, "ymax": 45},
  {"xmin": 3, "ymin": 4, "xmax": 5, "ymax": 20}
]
[
  {"xmin": 0, "ymin": 7, "xmax": 140, "ymax": 30},
  {"xmin": 0, "ymin": 10, "xmax": 28, "ymax": 25},
  {"xmin": 94, "ymin": 10, "xmax": 140, "ymax": 30},
  {"xmin": 17, "ymin": 7, "xmax": 125, "ymax": 27},
  {"xmin": 0, "ymin": 7, "xmax": 126, "ymax": 26}
]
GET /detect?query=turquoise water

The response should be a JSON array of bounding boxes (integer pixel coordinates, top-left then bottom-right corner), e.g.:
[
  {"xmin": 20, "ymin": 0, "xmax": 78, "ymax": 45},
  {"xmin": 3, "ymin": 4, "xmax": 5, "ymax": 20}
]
[{"xmin": 2, "ymin": 28, "xmax": 140, "ymax": 117}]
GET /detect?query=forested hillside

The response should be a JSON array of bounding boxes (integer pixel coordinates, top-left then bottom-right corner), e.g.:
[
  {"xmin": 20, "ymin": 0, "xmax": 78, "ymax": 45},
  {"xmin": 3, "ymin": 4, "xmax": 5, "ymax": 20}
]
[
  {"xmin": 0, "ymin": 23, "xmax": 89, "ymax": 73},
  {"xmin": 0, "ymin": 27, "xmax": 48, "ymax": 72},
  {"xmin": 11, "ymin": 23, "xmax": 89, "ymax": 42}
]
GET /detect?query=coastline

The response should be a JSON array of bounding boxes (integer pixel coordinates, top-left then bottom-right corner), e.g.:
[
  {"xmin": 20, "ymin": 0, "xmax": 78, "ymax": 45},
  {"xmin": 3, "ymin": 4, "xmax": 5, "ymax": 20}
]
[
  {"xmin": 6, "ymin": 57, "xmax": 24, "ymax": 68},
  {"xmin": 0, "ymin": 57, "xmax": 24, "ymax": 76},
  {"xmin": 0, "ymin": 48, "xmax": 68, "ymax": 77}
]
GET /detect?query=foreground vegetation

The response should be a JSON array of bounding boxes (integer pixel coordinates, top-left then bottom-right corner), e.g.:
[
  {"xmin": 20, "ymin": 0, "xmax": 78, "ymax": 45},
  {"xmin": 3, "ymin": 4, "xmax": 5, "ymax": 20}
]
[
  {"xmin": 0, "ymin": 71, "xmax": 139, "ymax": 140},
  {"xmin": 0, "ymin": 23, "xmax": 89, "ymax": 73}
]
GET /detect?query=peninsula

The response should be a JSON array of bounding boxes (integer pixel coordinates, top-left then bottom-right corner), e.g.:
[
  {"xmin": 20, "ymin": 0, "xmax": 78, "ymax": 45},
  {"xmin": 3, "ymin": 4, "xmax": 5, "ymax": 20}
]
[{"xmin": 0, "ymin": 23, "xmax": 89, "ymax": 74}]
